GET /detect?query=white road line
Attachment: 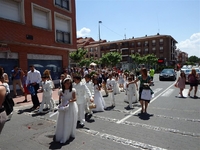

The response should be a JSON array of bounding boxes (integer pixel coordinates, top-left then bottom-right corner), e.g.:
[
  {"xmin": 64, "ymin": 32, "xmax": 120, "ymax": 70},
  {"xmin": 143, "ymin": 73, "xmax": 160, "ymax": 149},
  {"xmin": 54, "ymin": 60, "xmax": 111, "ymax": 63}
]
[
  {"xmin": 161, "ymin": 89, "xmax": 174, "ymax": 97},
  {"xmin": 80, "ymin": 129, "xmax": 167, "ymax": 150},
  {"xmin": 182, "ymin": 89, "xmax": 189, "ymax": 97},
  {"xmin": 116, "ymin": 82, "xmax": 176, "ymax": 124},
  {"xmin": 152, "ymin": 88, "xmax": 163, "ymax": 94}
]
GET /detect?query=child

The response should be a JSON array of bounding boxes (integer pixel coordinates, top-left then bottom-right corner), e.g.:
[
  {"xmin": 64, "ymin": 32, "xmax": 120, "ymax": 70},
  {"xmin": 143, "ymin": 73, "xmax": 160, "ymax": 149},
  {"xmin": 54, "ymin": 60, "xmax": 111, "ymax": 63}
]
[
  {"xmin": 38, "ymin": 75, "xmax": 53, "ymax": 113},
  {"xmin": 126, "ymin": 77, "xmax": 137, "ymax": 109},
  {"xmin": 92, "ymin": 77, "xmax": 106, "ymax": 112},
  {"xmin": 175, "ymin": 71, "xmax": 186, "ymax": 98},
  {"xmin": 73, "ymin": 74, "xmax": 93, "ymax": 128},
  {"xmin": 106, "ymin": 73, "xmax": 116, "ymax": 107},
  {"xmin": 84, "ymin": 74, "xmax": 94, "ymax": 119},
  {"xmin": 55, "ymin": 77, "xmax": 78, "ymax": 143}
]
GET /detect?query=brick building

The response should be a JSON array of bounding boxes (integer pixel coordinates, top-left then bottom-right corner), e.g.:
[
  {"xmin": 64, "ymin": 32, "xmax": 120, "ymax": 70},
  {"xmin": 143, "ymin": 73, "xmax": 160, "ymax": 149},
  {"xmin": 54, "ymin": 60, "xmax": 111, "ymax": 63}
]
[
  {"xmin": 78, "ymin": 34, "xmax": 180, "ymax": 69},
  {"xmin": 0, "ymin": 0, "xmax": 76, "ymax": 81}
]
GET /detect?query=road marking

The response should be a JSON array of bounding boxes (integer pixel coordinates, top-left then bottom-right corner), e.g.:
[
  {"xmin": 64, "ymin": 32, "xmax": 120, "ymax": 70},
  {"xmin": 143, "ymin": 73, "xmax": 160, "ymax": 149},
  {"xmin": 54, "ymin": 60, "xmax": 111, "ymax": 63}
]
[
  {"xmin": 93, "ymin": 115, "xmax": 200, "ymax": 138},
  {"xmin": 79, "ymin": 129, "xmax": 167, "ymax": 150},
  {"xmin": 161, "ymin": 89, "xmax": 174, "ymax": 97},
  {"xmin": 152, "ymin": 88, "xmax": 163, "ymax": 94},
  {"xmin": 117, "ymin": 82, "xmax": 176, "ymax": 124}
]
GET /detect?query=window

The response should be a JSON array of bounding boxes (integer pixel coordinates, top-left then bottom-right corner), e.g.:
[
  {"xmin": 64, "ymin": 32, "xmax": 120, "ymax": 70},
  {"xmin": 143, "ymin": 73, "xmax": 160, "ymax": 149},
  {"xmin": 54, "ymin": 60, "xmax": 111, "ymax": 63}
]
[
  {"xmin": 152, "ymin": 40, "xmax": 156, "ymax": 46},
  {"xmin": 145, "ymin": 48, "xmax": 148, "ymax": 52},
  {"xmin": 55, "ymin": 13, "xmax": 71, "ymax": 44},
  {"xmin": 56, "ymin": 30, "xmax": 70, "ymax": 44},
  {"xmin": 131, "ymin": 50, "xmax": 134, "ymax": 53},
  {"xmin": 32, "ymin": 4, "xmax": 52, "ymax": 30},
  {"xmin": 137, "ymin": 42, "xmax": 141, "ymax": 47},
  {"xmin": 0, "ymin": 0, "xmax": 24, "ymax": 23},
  {"xmin": 90, "ymin": 48, "xmax": 93, "ymax": 52},
  {"xmin": 55, "ymin": 0, "xmax": 70, "ymax": 11},
  {"xmin": 159, "ymin": 39, "xmax": 163, "ymax": 45},
  {"xmin": 138, "ymin": 49, "xmax": 141, "ymax": 52},
  {"xmin": 144, "ymin": 41, "xmax": 148, "ymax": 46},
  {"xmin": 160, "ymin": 47, "xmax": 163, "ymax": 50},
  {"xmin": 152, "ymin": 47, "xmax": 156, "ymax": 51},
  {"xmin": 131, "ymin": 42, "xmax": 134, "ymax": 47}
]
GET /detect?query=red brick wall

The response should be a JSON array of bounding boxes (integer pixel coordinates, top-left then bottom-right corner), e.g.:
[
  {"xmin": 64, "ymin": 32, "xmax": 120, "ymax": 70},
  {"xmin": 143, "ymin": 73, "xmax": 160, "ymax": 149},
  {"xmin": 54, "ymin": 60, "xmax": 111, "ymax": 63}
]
[{"xmin": 0, "ymin": 0, "xmax": 77, "ymax": 50}]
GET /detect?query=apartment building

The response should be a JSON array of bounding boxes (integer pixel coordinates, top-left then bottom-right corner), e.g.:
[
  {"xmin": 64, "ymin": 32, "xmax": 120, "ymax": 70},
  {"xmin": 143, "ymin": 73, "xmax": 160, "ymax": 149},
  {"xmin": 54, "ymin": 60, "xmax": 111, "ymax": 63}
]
[
  {"xmin": 80, "ymin": 34, "xmax": 179, "ymax": 69},
  {"xmin": 0, "ymin": 0, "xmax": 76, "ymax": 80}
]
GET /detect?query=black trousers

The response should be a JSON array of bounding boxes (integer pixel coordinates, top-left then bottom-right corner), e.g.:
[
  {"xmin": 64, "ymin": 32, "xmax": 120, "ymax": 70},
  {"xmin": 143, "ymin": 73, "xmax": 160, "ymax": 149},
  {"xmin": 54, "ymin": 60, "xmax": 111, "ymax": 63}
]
[{"xmin": 31, "ymin": 83, "xmax": 40, "ymax": 108}]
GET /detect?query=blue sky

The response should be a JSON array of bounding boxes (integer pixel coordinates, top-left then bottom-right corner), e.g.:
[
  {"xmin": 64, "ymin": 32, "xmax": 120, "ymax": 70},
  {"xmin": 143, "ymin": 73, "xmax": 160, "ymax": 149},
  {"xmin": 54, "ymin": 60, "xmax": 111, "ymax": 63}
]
[{"xmin": 76, "ymin": 0, "xmax": 200, "ymax": 57}]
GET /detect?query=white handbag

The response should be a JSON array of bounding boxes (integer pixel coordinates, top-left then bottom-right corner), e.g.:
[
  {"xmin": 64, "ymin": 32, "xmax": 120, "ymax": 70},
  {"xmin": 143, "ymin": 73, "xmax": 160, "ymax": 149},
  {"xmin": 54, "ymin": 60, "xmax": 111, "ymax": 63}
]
[{"xmin": 141, "ymin": 89, "xmax": 152, "ymax": 101}]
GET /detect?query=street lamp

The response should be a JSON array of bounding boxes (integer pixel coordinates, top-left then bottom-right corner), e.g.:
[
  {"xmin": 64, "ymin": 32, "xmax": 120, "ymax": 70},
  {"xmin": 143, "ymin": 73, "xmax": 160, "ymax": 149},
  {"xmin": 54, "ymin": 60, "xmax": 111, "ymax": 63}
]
[{"xmin": 98, "ymin": 21, "xmax": 102, "ymax": 41}]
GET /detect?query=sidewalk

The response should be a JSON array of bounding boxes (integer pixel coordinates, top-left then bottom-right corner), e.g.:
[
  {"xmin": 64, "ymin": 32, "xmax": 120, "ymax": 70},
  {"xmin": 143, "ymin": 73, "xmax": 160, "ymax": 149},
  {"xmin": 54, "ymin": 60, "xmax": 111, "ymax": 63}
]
[{"xmin": 12, "ymin": 88, "xmax": 60, "ymax": 108}]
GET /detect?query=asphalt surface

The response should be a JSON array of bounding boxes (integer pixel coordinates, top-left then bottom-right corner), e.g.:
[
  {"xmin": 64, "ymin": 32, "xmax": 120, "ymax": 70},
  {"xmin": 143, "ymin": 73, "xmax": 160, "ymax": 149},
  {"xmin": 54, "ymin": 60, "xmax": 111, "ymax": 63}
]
[{"xmin": 0, "ymin": 73, "xmax": 200, "ymax": 150}]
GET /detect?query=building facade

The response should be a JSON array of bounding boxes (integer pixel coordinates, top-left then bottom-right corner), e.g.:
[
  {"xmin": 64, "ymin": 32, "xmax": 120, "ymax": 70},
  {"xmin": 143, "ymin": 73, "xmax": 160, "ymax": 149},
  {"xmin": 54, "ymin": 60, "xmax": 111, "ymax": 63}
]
[
  {"xmin": 79, "ymin": 34, "xmax": 181, "ymax": 70},
  {"xmin": 0, "ymin": 0, "xmax": 76, "ymax": 81}
]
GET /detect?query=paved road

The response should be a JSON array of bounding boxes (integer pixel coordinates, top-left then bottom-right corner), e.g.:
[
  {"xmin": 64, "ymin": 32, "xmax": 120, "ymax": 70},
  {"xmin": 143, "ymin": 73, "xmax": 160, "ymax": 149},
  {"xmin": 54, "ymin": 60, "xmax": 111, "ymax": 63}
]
[{"xmin": 0, "ymin": 74, "xmax": 200, "ymax": 150}]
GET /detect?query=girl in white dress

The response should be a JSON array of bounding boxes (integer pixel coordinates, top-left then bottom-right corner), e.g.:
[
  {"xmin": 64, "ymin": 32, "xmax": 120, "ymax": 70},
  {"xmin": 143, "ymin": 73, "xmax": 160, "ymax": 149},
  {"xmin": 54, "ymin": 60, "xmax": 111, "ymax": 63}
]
[
  {"xmin": 92, "ymin": 77, "xmax": 106, "ymax": 112},
  {"xmin": 55, "ymin": 78, "xmax": 78, "ymax": 144},
  {"xmin": 118, "ymin": 72, "xmax": 125, "ymax": 91},
  {"xmin": 114, "ymin": 72, "xmax": 120, "ymax": 94}
]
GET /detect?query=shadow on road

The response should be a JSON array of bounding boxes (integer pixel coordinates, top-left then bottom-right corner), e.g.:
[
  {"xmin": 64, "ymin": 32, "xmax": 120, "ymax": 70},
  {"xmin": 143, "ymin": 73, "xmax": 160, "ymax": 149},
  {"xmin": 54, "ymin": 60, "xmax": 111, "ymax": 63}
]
[
  {"xmin": 136, "ymin": 113, "xmax": 154, "ymax": 120},
  {"xmin": 49, "ymin": 136, "xmax": 75, "ymax": 149}
]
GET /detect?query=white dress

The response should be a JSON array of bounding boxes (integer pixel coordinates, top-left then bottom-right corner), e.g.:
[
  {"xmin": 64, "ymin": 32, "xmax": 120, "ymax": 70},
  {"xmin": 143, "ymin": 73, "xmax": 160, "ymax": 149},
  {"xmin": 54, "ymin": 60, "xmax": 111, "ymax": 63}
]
[
  {"xmin": 92, "ymin": 85, "xmax": 106, "ymax": 112},
  {"xmin": 124, "ymin": 83, "xmax": 138, "ymax": 103},
  {"xmin": 55, "ymin": 88, "xmax": 78, "ymax": 143},
  {"xmin": 113, "ymin": 77, "xmax": 120, "ymax": 94}
]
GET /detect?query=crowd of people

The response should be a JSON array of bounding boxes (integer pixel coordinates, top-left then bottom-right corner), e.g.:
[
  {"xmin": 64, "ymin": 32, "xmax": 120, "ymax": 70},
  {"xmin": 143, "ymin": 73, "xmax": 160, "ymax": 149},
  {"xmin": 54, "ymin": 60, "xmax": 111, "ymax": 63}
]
[{"xmin": 0, "ymin": 64, "xmax": 199, "ymax": 144}]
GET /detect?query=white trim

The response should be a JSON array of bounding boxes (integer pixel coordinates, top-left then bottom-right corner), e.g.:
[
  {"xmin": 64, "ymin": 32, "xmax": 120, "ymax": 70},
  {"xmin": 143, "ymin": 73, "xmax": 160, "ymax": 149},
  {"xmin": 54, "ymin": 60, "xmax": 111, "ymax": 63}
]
[
  {"xmin": 2, "ymin": 40, "xmax": 75, "ymax": 51},
  {"xmin": 27, "ymin": 54, "xmax": 62, "ymax": 60}
]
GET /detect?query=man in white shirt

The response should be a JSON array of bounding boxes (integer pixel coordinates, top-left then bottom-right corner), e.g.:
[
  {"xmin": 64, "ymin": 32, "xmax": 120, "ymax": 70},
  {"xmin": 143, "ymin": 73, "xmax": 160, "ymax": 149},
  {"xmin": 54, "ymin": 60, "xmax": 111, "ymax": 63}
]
[{"xmin": 26, "ymin": 65, "xmax": 41, "ymax": 110}]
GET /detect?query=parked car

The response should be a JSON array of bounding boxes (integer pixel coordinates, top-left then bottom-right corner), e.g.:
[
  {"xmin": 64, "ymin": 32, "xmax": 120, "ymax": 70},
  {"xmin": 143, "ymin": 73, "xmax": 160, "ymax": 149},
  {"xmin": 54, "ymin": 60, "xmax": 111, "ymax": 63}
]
[{"xmin": 159, "ymin": 69, "xmax": 177, "ymax": 81}]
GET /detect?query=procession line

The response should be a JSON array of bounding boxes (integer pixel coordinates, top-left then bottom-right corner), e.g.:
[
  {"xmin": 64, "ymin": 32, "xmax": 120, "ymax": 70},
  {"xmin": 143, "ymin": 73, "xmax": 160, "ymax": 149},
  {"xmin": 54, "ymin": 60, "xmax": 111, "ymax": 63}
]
[{"xmin": 116, "ymin": 82, "xmax": 176, "ymax": 124}]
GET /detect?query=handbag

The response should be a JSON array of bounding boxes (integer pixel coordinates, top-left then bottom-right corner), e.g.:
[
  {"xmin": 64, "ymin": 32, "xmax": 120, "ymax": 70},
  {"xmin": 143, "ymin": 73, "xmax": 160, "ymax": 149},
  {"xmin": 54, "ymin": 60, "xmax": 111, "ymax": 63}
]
[
  {"xmin": 141, "ymin": 89, "xmax": 152, "ymax": 101},
  {"xmin": 89, "ymin": 102, "xmax": 96, "ymax": 109}
]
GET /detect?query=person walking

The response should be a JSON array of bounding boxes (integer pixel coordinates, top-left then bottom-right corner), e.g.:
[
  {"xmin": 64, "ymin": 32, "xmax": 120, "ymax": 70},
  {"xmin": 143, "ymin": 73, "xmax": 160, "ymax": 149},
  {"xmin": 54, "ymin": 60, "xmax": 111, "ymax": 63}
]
[
  {"xmin": 92, "ymin": 77, "xmax": 106, "ymax": 112},
  {"xmin": 149, "ymin": 67, "xmax": 155, "ymax": 86},
  {"xmin": 38, "ymin": 75, "xmax": 53, "ymax": 113},
  {"xmin": 188, "ymin": 68, "xmax": 199, "ymax": 98},
  {"xmin": 127, "ymin": 68, "xmax": 153, "ymax": 114},
  {"xmin": 55, "ymin": 77, "xmax": 78, "ymax": 144},
  {"xmin": 11, "ymin": 66, "xmax": 24, "ymax": 97},
  {"xmin": 73, "ymin": 74, "xmax": 93, "ymax": 128},
  {"xmin": 26, "ymin": 65, "xmax": 41, "ymax": 110},
  {"xmin": 21, "ymin": 70, "xmax": 29, "ymax": 102},
  {"xmin": 175, "ymin": 71, "xmax": 186, "ymax": 98},
  {"xmin": 84, "ymin": 74, "xmax": 94, "ymax": 120},
  {"xmin": 0, "ymin": 67, "xmax": 7, "ymax": 134},
  {"xmin": 106, "ymin": 73, "xmax": 116, "ymax": 107}
]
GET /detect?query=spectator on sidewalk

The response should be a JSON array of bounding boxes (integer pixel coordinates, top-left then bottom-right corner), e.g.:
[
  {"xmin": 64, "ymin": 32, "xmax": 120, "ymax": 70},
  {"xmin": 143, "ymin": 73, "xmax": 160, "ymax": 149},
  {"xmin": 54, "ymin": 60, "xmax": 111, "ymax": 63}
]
[
  {"xmin": 21, "ymin": 70, "xmax": 29, "ymax": 103},
  {"xmin": 11, "ymin": 66, "xmax": 24, "ymax": 97},
  {"xmin": 26, "ymin": 65, "xmax": 41, "ymax": 110}
]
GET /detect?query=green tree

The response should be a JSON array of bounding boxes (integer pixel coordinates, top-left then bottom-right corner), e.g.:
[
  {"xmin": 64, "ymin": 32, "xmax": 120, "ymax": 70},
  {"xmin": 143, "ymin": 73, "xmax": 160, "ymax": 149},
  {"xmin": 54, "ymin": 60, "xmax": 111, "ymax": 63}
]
[
  {"xmin": 100, "ymin": 52, "xmax": 122, "ymax": 68},
  {"xmin": 145, "ymin": 54, "xmax": 158, "ymax": 66},
  {"xmin": 188, "ymin": 56, "xmax": 199, "ymax": 63},
  {"xmin": 69, "ymin": 48, "xmax": 87, "ymax": 65}
]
